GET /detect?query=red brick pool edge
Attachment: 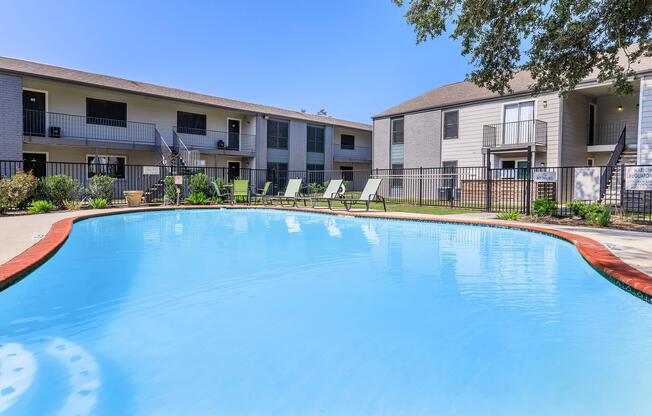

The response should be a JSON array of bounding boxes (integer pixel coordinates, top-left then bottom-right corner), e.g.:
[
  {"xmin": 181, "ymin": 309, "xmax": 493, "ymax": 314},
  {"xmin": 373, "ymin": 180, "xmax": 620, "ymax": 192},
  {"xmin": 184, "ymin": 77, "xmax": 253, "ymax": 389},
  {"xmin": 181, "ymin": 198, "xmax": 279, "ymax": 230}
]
[{"xmin": 1, "ymin": 206, "xmax": 651, "ymax": 302}]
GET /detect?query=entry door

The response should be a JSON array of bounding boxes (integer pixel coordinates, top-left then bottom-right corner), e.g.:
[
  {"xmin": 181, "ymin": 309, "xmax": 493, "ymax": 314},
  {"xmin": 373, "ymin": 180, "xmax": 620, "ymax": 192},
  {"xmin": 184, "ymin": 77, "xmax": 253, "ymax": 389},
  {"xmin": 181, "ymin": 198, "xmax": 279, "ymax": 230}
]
[
  {"xmin": 228, "ymin": 161, "xmax": 240, "ymax": 182},
  {"xmin": 23, "ymin": 90, "xmax": 46, "ymax": 136},
  {"xmin": 588, "ymin": 104, "xmax": 596, "ymax": 145},
  {"xmin": 23, "ymin": 153, "xmax": 47, "ymax": 177},
  {"xmin": 228, "ymin": 119, "xmax": 240, "ymax": 150}
]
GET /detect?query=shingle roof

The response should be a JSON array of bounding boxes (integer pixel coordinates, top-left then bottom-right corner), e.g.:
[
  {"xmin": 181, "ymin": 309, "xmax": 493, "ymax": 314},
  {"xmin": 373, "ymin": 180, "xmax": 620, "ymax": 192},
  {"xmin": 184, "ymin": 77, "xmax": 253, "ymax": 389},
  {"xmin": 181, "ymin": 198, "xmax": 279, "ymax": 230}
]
[
  {"xmin": 0, "ymin": 56, "xmax": 372, "ymax": 131},
  {"xmin": 374, "ymin": 52, "xmax": 652, "ymax": 119}
]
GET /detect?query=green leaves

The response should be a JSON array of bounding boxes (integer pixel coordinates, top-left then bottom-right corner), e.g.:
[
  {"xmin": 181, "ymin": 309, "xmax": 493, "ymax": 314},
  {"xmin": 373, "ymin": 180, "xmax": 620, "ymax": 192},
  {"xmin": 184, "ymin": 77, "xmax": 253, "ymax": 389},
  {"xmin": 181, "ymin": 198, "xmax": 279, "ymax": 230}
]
[{"xmin": 395, "ymin": 0, "xmax": 652, "ymax": 96}]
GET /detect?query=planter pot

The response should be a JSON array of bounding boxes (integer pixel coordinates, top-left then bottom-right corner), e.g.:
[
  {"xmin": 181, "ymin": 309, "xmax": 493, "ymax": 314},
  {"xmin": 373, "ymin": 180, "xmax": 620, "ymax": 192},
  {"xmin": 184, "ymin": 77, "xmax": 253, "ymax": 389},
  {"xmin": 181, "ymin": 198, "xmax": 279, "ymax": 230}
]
[{"xmin": 124, "ymin": 190, "xmax": 144, "ymax": 207}]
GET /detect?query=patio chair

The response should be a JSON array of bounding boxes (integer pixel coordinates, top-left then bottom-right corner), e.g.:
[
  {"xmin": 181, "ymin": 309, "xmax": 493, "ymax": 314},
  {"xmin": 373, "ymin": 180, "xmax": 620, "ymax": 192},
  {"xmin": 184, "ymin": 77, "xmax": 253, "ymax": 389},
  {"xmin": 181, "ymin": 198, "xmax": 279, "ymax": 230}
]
[
  {"xmin": 302, "ymin": 179, "xmax": 343, "ymax": 208},
  {"xmin": 327, "ymin": 178, "xmax": 386, "ymax": 212},
  {"xmin": 211, "ymin": 180, "xmax": 230, "ymax": 203},
  {"xmin": 268, "ymin": 178, "xmax": 303, "ymax": 206},
  {"xmin": 252, "ymin": 181, "xmax": 272, "ymax": 204},
  {"xmin": 232, "ymin": 179, "xmax": 250, "ymax": 204}
]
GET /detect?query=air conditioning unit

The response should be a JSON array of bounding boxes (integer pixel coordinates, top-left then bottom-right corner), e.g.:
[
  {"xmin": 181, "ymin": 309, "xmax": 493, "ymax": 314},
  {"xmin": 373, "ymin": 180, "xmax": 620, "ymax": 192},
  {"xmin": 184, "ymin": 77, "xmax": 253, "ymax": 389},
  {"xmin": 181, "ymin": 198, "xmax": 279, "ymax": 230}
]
[{"xmin": 49, "ymin": 126, "xmax": 61, "ymax": 138}]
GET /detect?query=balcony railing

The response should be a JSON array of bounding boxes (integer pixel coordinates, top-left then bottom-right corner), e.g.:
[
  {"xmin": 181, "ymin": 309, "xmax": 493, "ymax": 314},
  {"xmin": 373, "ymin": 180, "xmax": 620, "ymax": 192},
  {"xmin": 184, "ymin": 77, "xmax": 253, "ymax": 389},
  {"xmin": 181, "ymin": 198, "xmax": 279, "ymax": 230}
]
[
  {"xmin": 333, "ymin": 145, "xmax": 372, "ymax": 162},
  {"xmin": 23, "ymin": 109, "xmax": 156, "ymax": 145},
  {"xmin": 587, "ymin": 121, "xmax": 627, "ymax": 146},
  {"xmin": 173, "ymin": 127, "xmax": 255, "ymax": 154},
  {"xmin": 483, "ymin": 119, "xmax": 547, "ymax": 148}
]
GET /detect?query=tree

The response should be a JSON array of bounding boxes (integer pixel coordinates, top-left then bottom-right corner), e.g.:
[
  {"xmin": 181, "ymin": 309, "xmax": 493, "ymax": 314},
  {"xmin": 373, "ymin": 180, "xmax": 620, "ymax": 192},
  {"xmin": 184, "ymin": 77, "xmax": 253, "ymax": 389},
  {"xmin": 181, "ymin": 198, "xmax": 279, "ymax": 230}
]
[{"xmin": 394, "ymin": 0, "xmax": 652, "ymax": 96}]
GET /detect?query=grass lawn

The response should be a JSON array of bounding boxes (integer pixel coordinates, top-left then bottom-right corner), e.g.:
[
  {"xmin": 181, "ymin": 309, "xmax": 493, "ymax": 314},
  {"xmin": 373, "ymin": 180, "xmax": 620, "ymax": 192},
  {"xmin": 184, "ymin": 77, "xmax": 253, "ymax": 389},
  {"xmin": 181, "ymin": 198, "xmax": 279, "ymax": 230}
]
[{"xmin": 308, "ymin": 200, "xmax": 477, "ymax": 215}]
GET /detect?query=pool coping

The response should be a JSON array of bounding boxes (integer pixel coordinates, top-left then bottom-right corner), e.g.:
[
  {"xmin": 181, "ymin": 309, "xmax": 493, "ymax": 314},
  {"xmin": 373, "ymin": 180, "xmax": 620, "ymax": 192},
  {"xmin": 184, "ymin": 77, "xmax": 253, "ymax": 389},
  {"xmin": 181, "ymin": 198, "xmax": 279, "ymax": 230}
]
[{"xmin": 1, "ymin": 205, "xmax": 651, "ymax": 303}]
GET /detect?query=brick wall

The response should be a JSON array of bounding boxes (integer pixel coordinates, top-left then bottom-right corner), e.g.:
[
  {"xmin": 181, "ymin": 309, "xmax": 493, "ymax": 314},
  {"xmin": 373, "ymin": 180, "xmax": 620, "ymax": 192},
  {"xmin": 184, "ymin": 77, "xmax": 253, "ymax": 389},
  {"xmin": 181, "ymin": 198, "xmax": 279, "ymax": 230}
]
[{"xmin": 0, "ymin": 73, "xmax": 23, "ymax": 161}]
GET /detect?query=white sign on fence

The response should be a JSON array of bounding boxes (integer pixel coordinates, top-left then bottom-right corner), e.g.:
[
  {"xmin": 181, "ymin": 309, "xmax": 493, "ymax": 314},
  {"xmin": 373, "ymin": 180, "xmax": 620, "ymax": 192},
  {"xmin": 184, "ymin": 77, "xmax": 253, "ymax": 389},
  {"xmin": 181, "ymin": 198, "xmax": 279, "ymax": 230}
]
[
  {"xmin": 574, "ymin": 167, "xmax": 601, "ymax": 201},
  {"xmin": 174, "ymin": 175, "xmax": 184, "ymax": 185},
  {"xmin": 533, "ymin": 171, "xmax": 557, "ymax": 182},
  {"xmin": 625, "ymin": 166, "xmax": 652, "ymax": 191},
  {"xmin": 143, "ymin": 166, "xmax": 160, "ymax": 175}
]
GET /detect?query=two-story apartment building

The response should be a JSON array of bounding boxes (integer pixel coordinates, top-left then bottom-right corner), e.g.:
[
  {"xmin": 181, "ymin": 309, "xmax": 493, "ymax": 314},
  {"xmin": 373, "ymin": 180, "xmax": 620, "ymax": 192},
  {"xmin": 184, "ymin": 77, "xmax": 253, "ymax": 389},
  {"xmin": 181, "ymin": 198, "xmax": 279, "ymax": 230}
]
[
  {"xmin": 373, "ymin": 57, "xmax": 652, "ymax": 172},
  {"xmin": 0, "ymin": 56, "xmax": 372, "ymax": 188}
]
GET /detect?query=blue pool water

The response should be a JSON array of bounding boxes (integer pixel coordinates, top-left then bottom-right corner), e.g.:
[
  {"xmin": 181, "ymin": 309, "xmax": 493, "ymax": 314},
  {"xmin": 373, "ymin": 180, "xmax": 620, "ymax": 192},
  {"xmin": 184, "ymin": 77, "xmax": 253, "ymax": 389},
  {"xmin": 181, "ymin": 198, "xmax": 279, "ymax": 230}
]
[{"xmin": 1, "ymin": 209, "xmax": 651, "ymax": 415}]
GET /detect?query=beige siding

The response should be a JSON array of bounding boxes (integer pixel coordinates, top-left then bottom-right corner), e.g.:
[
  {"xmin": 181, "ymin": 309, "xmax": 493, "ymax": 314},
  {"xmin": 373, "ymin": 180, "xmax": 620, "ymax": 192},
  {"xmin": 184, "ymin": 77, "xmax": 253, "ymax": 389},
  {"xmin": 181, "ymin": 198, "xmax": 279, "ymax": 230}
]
[
  {"xmin": 596, "ymin": 94, "xmax": 639, "ymax": 144},
  {"xmin": 404, "ymin": 110, "xmax": 440, "ymax": 168},
  {"xmin": 640, "ymin": 76, "xmax": 652, "ymax": 164},
  {"xmin": 561, "ymin": 92, "xmax": 590, "ymax": 166},
  {"xmin": 372, "ymin": 118, "xmax": 390, "ymax": 169},
  {"xmin": 23, "ymin": 144, "xmax": 160, "ymax": 165},
  {"xmin": 536, "ymin": 93, "xmax": 561, "ymax": 166},
  {"xmin": 333, "ymin": 126, "xmax": 372, "ymax": 163}
]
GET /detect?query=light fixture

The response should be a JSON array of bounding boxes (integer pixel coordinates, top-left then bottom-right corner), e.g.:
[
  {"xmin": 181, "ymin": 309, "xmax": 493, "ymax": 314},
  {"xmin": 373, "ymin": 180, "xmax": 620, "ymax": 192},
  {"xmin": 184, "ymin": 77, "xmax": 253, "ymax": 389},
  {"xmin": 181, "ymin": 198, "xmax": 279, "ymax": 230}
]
[
  {"xmin": 618, "ymin": 105, "xmax": 623, "ymax": 112},
  {"xmin": 542, "ymin": 100, "xmax": 548, "ymax": 108},
  {"xmin": 263, "ymin": 114, "xmax": 269, "ymax": 120}
]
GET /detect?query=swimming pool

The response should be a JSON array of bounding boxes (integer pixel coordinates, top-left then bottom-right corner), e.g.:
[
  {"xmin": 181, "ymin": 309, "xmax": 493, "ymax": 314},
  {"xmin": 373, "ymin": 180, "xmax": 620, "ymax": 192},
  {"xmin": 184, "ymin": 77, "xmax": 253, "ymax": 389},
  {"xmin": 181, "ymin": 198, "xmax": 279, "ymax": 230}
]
[{"xmin": 1, "ymin": 209, "xmax": 651, "ymax": 415}]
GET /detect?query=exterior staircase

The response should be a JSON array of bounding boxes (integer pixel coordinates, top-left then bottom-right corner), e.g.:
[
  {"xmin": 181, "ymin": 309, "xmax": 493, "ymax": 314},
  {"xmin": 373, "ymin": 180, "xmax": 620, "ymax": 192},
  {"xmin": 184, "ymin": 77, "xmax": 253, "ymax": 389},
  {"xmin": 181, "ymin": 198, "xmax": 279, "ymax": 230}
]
[{"xmin": 601, "ymin": 147, "xmax": 637, "ymax": 208}]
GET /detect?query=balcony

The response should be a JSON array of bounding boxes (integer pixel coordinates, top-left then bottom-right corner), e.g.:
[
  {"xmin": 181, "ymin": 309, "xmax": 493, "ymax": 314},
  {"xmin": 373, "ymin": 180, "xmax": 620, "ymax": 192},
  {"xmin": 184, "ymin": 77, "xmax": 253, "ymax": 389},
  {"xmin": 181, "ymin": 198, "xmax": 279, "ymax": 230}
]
[
  {"xmin": 173, "ymin": 127, "xmax": 255, "ymax": 155},
  {"xmin": 483, "ymin": 119, "xmax": 547, "ymax": 149},
  {"xmin": 333, "ymin": 145, "xmax": 372, "ymax": 163},
  {"xmin": 587, "ymin": 122, "xmax": 629, "ymax": 146},
  {"xmin": 23, "ymin": 109, "xmax": 156, "ymax": 147}
]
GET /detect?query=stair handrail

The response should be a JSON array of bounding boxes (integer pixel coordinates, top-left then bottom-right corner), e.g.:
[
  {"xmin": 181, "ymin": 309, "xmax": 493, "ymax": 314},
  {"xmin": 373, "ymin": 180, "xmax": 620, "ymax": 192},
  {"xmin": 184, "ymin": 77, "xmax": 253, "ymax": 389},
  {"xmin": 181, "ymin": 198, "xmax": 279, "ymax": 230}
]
[
  {"xmin": 599, "ymin": 125, "xmax": 626, "ymax": 200},
  {"xmin": 155, "ymin": 128, "xmax": 174, "ymax": 167},
  {"xmin": 172, "ymin": 129, "xmax": 193, "ymax": 168}
]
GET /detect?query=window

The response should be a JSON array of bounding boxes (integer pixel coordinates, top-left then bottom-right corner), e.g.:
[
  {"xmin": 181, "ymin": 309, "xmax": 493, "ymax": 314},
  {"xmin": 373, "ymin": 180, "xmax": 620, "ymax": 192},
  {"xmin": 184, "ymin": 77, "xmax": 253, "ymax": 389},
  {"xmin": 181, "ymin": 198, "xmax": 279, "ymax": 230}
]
[
  {"xmin": 340, "ymin": 166, "xmax": 353, "ymax": 181},
  {"xmin": 267, "ymin": 119, "xmax": 289, "ymax": 149},
  {"xmin": 340, "ymin": 134, "xmax": 355, "ymax": 150},
  {"xmin": 443, "ymin": 110, "xmax": 459, "ymax": 140},
  {"xmin": 502, "ymin": 100, "xmax": 535, "ymax": 144},
  {"xmin": 177, "ymin": 111, "xmax": 207, "ymax": 135},
  {"xmin": 391, "ymin": 163, "xmax": 403, "ymax": 188},
  {"xmin": 391, "ymin": 118, "xmax": 404, "ymax": 144},
  {"xmin": 86, "ymin": 98, "xmax": 127, "ymax": 127},
  {"xmin": 267, "ymin": 162, "xmax": 288, "ymax": 190},
  {"xmin": 87, "ymin": 155, "xmax": 126, "ymax": 179},
  {"xmin": 587, "ymin": 158, "xmax": 595, "ymax": 167},
  {"xmin": 307, "ymin": 125, "xmax": 325, "ymax": 153},
  {"xmin": 500, "ymin": 160, "xmax": 529, "ymax": 179}
]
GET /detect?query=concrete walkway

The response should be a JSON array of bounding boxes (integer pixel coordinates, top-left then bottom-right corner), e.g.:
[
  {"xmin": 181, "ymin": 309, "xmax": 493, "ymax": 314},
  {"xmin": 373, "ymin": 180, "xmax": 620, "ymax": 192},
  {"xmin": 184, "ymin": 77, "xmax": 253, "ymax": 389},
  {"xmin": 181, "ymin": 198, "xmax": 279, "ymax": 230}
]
[{"xmin": 1, "ymin": 206, "xmax": 651, "ymax": 276}]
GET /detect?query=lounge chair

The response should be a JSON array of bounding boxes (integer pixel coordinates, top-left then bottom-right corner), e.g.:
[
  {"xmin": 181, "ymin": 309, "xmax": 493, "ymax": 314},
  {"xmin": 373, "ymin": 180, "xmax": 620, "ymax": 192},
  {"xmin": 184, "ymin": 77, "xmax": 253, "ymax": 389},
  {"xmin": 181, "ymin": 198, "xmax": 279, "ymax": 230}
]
[
  {"xmin": 232, "ymin": 179, "xmax": 250, "ymax": 204},
  {"xmin": 267, "ymin": 178, "xmax": 303, "ymax": 206},
  {"xmin": 327, "ymin": 178, "xmax": 386, "ymax": 212},
  {"xmin": 303, "ymin": 179, "xmax": 343, "ymax": 208},
  {"xmin": 252, "ymin": 181, "xmax": 272, "ymax": 204},
  {"xmin": 211, "ymin": 181, "xmax": 230, "ymax": 203}
]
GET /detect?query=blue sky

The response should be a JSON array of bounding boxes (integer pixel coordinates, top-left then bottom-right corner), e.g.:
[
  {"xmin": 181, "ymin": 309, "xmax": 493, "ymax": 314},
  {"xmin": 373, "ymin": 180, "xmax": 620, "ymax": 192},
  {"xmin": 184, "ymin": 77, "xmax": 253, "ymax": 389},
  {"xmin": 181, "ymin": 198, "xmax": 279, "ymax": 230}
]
[{"xmin": 0, "ymin": 0, "xmax": 471, "ymax": 124}]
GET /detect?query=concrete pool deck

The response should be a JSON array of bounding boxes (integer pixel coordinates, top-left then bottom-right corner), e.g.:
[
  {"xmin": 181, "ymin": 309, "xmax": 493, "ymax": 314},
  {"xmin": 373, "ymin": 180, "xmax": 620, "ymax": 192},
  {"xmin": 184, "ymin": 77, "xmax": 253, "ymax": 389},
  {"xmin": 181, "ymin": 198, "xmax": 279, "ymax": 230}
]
[{"xmin": 1, "ymin": 205, "xmax": 651, "ymax": 300}]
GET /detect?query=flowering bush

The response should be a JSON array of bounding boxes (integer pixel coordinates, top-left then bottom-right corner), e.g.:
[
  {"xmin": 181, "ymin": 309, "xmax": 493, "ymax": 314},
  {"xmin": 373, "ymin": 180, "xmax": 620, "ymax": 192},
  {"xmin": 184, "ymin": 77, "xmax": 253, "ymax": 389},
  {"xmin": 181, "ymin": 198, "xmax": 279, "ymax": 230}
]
[{"xmin": 0, "ymin": 171, "xmax": 38, "ymax": 213}]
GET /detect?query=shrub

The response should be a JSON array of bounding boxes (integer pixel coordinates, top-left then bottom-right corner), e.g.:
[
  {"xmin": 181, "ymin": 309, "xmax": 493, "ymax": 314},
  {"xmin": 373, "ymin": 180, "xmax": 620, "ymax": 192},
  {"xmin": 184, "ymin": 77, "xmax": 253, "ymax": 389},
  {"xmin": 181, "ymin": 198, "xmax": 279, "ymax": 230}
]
[
  {"xmin": 567, "ymin": 200, "xmax": 586, "ymax": 217},
  {"xmin": 497, "ymin": 211, "xmax": 520, "ymax": 220},
  {"xmin": 189, "ymin": 173, "xmax": 212, "ymax": 196},
  {"xmin": 164, "ymin": 176, "xmax": 179, "ymax": 204},
  {"xmin": 40, "ymin": 175, "xmax": 78, "ymax": 208},
  {"xmin": 89, "ymin": 197, "xmax": 109, "ymax": 209},
  {"xmin": 0, "ymin": 172, "xmax": 38, "ymax": 213},
  {"xmin": 88, "ymin": 174, "xmax": 116, "ymax": 202},
  {"xmin": 63, "ymin": 199, "xmax": 82, "ymax": 211},
  {"xmin": 308, "ymin": 182, "xmax": 327, "ymax": 195},
  {"xmin": 27, "ymin": 200, "xmax": 55, "ymax": 214},
  {"xmin": 583, "ymin": 203, "xmax": 612, "ymax": 227},
  {"xmin": 185, "ymin": 192, "xmax": 210, "ymax": 205},
  {"xmin": 532, "ymin": 198, "xmax": 557, "ymax": 217}
]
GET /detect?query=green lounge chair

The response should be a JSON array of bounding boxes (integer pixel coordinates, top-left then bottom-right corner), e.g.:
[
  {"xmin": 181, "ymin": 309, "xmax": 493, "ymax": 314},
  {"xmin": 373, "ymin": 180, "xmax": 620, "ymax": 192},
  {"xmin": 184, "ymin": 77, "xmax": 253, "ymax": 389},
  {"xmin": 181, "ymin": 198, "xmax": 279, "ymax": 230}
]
[
  {"xmin": 232, "ymin": 179, "xmax": 250, "ymax": 204},
  {"xmin": 304, "ymin": 179, "xmax": 343, "ymax": 208},
  {"xmin": 268, "ymin": 178, "xmax": 303, "ymax": 206},
  {"xmin": 327, "ymin": 178, "xmax": 386, "ymax": 212},
  {"xmin": 211, "ymin": 181, "xmax": 230, "ymax": 203},
  {"xmin": 252, "ymin": 181, "xmax": 272, "ymax": 204}
]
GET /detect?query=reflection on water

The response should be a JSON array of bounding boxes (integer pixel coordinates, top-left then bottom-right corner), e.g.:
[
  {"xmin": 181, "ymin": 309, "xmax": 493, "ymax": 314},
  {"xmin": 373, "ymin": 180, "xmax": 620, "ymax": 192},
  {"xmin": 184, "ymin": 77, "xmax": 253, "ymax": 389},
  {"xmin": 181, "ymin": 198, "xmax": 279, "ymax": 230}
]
[{"xmin": 0, "ymin": 209, "xmax": 651, "ymax": 415}]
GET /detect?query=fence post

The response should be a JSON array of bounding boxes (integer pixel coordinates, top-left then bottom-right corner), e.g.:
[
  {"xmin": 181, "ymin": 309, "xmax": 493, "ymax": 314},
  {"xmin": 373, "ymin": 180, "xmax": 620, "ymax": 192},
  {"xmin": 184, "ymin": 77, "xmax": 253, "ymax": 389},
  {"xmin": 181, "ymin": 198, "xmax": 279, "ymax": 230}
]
[
  {"xmin": 525, "ymin": 147, "xmax": 532, "ymax": 215},
  {"xmin": 418, "ymin": 166, "xmax": 423, "ymax": 206},
  {"xmin": 485, "ymin": 150, "xmax": 492, "ymax": 212}
]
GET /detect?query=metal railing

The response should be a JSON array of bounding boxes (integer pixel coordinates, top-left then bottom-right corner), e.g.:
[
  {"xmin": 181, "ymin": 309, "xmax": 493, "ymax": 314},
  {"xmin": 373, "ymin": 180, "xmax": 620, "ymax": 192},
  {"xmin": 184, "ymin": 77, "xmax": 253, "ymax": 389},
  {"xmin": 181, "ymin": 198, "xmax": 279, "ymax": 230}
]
[
  {"xmin": 23, "ymin": 109, "xmax": 157, "ymax": 145},
  {"xmin": 173, "ymin": 126, "xmax": 256, "ymax": 154},
  {"xmin": 333, "ymin": 145, "xmax": 373, "ymax": 162},
  {"xmin": 599, "ymin": 126, "xmax": 626, "ymax": 200},
  {"xmin": 1, "ymin": 160, "xmax": 650, "ymax": 221},
  {"xmin": 587, "ymin": 121, "xmax": 627, "ymax": 146},
  {"xmin": 483, "ymin": 119, "xmax": 547, "ymax": 148}
]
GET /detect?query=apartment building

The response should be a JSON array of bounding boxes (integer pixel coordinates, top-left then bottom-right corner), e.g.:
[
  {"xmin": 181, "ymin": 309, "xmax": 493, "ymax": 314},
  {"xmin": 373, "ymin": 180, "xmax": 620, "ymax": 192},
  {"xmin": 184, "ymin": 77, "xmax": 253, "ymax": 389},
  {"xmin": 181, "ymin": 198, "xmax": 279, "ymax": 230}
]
[
  {"xmin": 372, "ymin": 57, "xmax": 652, "ymax": 172},
  {"xmin": 0, "ymin": 56, "xmax": 372, "ymax": 186}
]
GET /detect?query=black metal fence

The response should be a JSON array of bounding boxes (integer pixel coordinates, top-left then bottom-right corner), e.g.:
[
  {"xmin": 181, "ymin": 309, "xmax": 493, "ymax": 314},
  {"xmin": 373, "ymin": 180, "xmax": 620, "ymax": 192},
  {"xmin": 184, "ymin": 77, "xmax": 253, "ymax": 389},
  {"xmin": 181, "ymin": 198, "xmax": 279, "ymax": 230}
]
[{"xmin": 1, "ymin": 160, "xmax": 651, "ymax": 221}]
